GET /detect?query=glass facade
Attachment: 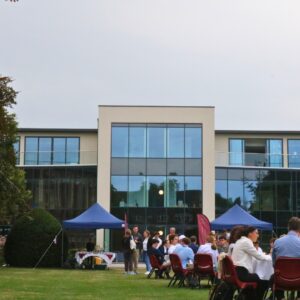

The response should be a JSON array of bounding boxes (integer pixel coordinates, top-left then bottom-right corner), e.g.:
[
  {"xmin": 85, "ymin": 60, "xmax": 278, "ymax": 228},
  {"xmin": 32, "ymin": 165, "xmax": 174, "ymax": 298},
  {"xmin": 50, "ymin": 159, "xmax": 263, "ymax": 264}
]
[
  {"xmin": 288, "ymin": 140, "xmax": 300, "ymax": 168},
  {"xmin": 25, "ymin": 137, "xmax": 80, "ymax": 165},
  {"xmin": 23, "ymin": 165, "xmax": 97, "ymax": 248},
  {"xmin": 13, "ymin": 137, "xmax": 20, "ymax": 165},
  {"xmin": 216, "ymin": 167, "xmax": 300, "ymax": 236},
  {"xmin": 110, "ymin": 124, "xmax": 202, "ymax": 250}
]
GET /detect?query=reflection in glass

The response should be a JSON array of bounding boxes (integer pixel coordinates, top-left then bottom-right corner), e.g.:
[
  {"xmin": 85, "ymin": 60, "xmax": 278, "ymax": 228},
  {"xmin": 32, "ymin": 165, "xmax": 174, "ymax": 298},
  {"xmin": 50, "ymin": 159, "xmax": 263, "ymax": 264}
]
[
  {"xmin": 39, "ymin": 138, "xmax": 51, "ymax": 164},
  {"xmin": 25, "ymin": 137, "xmax": 38, "ymax": 165},
  {"xmin": 229, "ymin": 139, "xmax": 244, "ymax": 166},
  {"xmin": 166, "ymin": 176, "xmax": 184, "ymax": 207},
  {"xmin": 147, "ymin": 127, "xmax": 166, "ymax": 158},
  {"xmin": 111, "ymin": 176, "xmax": 128, "ymax": 207},
  {"xmin": 147, "ymin": 176, "xmax": 165, "ymax": 207},
  {"xmin": 276, "ymin": 181, "xmax": 293, "ymax": 211},
  {"xmin": 288, "ymin": 140, "xmax": 300, "ymax": 168},
  {"xmin": 13, "ymin": 137, "xmax": 20, "ymax": 165},
  {"xmin": 260, "ymin": 181, "xmax": 275, "ymax": 211},
  {"xmin": 53, "ymin": 138, "xmax": 65, "ymax": 164},
  {"xmin": 228, "ymin": 180, "xmax": 244, "ymax": 207},
  {"xmin": 215, "ymin": 180, "xmax": 228, "ymax": 213},
  {"xmin": 66, "ymin": 138, "xmax": 79, "ymax": 164},
  {"xmin": 185, "ymin": 127, "xmax": 202, "ymax": 158},
  {"xmin": 244, "ymin": 180, "xmax": 259, "ymax": 211},
  {"xmin": 167, "ymin": 127, "xmax": 184, "ymax": 158},
  {"xmin": 112, "ymin": 127, "xmax": 128, "ymax": 157},
  {"xmin": 129, "ymin": 127, "xmax": 146, "ymax": 157},
  {"xmin": 185, "ymin": 176, "xmax": 202, "ymax": 208},
  {"xmin": 128, "ymin": 176, "xmax": 146, "ymax": 207},
  {"xmin": 267, "ymin": 139, "xmax": 283, "ymax": 167}
]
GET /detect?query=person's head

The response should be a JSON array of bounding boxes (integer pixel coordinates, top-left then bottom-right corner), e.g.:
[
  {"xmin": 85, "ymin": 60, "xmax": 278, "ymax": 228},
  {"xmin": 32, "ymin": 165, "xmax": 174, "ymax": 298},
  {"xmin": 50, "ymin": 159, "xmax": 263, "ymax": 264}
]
[
  {"xmin": 132, "ymin": 225, "xmax": 139, "ymax": 234},
  {"xmin": 218, "ymin": 235, "xmax": 228, "ymax": 247},
  {"xmin": 169, "ymin": 227, "xmax": 176, "ymax": 235},
  {"xmin": 151, "ymin": 239, "xmax": 159, "ymax": 248},
  {"xmin": 154, "ymin": 231, "xmax": 160, "ymax": 237},
  {"xmin": 190, "ymin": 235, "xmax": 197, "ymax": 244},
  {"xmin": 242, "ymin": 226, "xmax": 259, "ymax": 242},
  {"xmin": 161, "ymin": 239, "xmax": 169, "ymax": 247},
  {"xmin": 181, "ymin": 237, "xmax": 191, "ymax": 246},
  {"xmin": 288, "ymin": 217, "xmax": 300, "ymax": 234},
  {"xmin": 143, "ymin": 230, "xmax": 150, "ymax": 238},
  {"xmin": 125, "ymin": 229, "xmax": 132, "ymax": 237},
  {"xmin": 169, "ymin": 234, "xmax": 179, "ymax": 245},
  {"xmin": 178, "ymin": 235, "xmax": 186, "ymax": 244},
  {"xmin": 229, "ymin": 225, "xmax": 246, "ymax": 244}
]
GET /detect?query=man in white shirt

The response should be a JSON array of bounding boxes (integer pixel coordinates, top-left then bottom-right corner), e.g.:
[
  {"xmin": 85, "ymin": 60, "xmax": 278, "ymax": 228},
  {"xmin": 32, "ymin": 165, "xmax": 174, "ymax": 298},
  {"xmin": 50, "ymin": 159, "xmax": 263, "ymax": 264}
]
[{"xmin": 197, "ymin": 235, "xmax": 219, "ymax": 270}]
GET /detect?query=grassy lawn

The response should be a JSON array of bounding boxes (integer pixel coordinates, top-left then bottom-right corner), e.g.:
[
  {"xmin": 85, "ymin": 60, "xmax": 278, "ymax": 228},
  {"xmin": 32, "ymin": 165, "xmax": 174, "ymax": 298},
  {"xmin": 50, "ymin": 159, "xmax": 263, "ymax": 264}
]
[{"xmin": 0, "ymin": 267, "xmax": 210, "ymax": 300}]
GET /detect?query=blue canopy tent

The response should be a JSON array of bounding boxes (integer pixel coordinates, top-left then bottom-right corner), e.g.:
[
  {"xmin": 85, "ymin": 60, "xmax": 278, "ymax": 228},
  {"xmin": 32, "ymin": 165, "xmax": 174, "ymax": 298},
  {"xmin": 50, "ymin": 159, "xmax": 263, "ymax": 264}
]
[
  {"xmin": 211, "ymin": 204, "xmax": 273, "ymax": 230},
  {"xmin": 63, "ymin": 203, "xmax": 124, "ymax": 229}
]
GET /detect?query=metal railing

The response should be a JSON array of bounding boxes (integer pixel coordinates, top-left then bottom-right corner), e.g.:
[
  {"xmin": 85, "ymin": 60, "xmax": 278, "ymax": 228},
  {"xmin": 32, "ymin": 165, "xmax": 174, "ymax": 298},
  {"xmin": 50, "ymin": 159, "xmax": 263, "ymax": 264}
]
[{"xmin": 15, "ymin": 151, "xmax": 97, "ymax": 166}]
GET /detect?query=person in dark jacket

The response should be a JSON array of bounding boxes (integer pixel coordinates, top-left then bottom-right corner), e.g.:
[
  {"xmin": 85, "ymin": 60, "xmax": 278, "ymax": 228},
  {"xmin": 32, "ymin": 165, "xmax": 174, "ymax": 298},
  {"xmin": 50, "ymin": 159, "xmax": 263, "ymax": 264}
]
[
  {"xmin": 188, "ymin": 235, "xmax": 198, "ymax": 254},
  {"xmin": 148, "ymin": 239, "xmax": 167, "ymax": 278},
  {"xmin": 122, "ymin": 229, "xmax": 134, "ymax": 274}
]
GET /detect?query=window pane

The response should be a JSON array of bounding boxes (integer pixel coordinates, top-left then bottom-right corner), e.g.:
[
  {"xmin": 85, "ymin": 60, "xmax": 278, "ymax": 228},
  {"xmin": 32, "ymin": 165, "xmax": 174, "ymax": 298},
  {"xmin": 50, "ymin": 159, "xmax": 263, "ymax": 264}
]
[
  {"xmin": 185, "ymin": 127, "xmax": 202, "ymax": 158},
  {"xmin": 267, "ymin": 139, "xmax": 283, "ymax": 167},
  {"xmin": 244, "ymin": 180, "xmax": 259, "ymax": 211},
  {"xmin": 66, "ymin": 138, "xmax": 79, "ymax": 164},
  {"xmin": 111, "ymin": 176, "xmax": 128, "ymax": 207},
  {"xmin": 112, "ymin": 127, "xmax": 128, "ymax": 157},
  {"xmin": 13, "ymin": 137, "xmax": 20, "ymax": 165},
  {"xmin": 39, "ymin": 137, "xmax": 52, "ymax": 165},
  {"xmin": 128, "ymin": 176, "xmax": 146, "ymax": 207},
  {"xmin": 167, "ymin": 127, "xmax": 184, "ymax": 158},
  {"xmin": 147, "ymin": 127, "xmax": 166, "ymax": 158},
  {"xmin": 111, "ymin": 158, "xmax": 128, "ymax": 175},
  {"xmin": 185, "ymin": 158, "xmax": 202, "ymax": 175},
  {"xmin": 260, "ymin": 181, "xmax": 275, "ymax": 211},
  {"xmin": 128, "ymin": 158, "xmax": 146, "ymax": 175},
  {"xmin": 129, "ymin": 127, "xmax": 146, "ymax": 157},
  {"xmin": 166, "ymin": 176, "xmax": 184, "ymax": 207},
  {"xmin": 25, "ymin": 137, "xmax": 38, "ymax": 165},
  {"xmin": 147, "ymin": 158, "xmax": 166, "ymax": 175},
  {"xmin": 185, "ymin": 176, "xmax": 202, "ymax": 208},
  {"xmin": 229, "ymin": 139, "xmax": 244, "ymax": 166},
  {"xmin": 147, "ymin": 176, "xmax": 165, "ymax": 207},
  {"xmin": 288, "ymin": 140, "xmax": 300, "ymax": 168},
  {"xmin": 53, "ymin": 138, "xmax": 66, "ymax": 164},
  {"xmin": 167, "ymin": 159, "xmax": 184, "ymax": 176},
  {"xmin": 215, "ymin": 180, "xmax": 229, "ymax": 214},
  {"xmin": 228, "ymin": 180, "xmax": 244, "ymax": 207}
]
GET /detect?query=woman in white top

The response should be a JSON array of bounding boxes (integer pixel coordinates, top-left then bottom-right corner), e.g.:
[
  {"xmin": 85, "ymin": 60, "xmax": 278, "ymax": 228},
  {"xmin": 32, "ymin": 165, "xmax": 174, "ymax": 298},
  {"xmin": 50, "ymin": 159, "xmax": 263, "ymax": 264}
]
[{"xmin": 232, "ymin": 226, "xmax": 272, "ymax": 300}]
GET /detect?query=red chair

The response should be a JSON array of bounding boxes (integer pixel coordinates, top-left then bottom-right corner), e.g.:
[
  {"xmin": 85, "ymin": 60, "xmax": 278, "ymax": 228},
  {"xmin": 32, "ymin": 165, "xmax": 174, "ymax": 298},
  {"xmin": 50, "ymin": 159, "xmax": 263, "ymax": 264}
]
[
  {"xmin": 221, "ymin": 256, "xmax": 257, "ymax": 298},
  {"xmin": 194, "ymin": 253, "xmax": 216, "ymax": 287},
  {"xmin": 147, "ymin": 255, "xmax": 168, "ymax": 279},
  {"xmin": 168, "ymin": 253, "xmax": 193, "ymax": 288},
  {"xmin": 272, "ymin": 257, "xmax": 300, "ymax": 300}
]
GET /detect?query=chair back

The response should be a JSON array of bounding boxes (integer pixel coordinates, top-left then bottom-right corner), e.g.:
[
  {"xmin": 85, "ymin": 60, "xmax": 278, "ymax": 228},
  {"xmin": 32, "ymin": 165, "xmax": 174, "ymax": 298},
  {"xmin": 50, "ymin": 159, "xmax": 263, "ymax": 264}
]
[
  {"xmin": 221, "ymin": 256, "xmax": 241, "ymax": 286},
  {"xmin": 169, "ymin": 253, "xmax": 184, "ymax": 274},
  {"xmin": 149, "ymin": 254, "xmax": 161, "ymax": 269},
  {"xmin": 274, "ymin": 257, "xmax": 300, "ymax": 291},
  {"xmin": 194, "ymin": 253, "xmax": 215, "ymax": 276}
]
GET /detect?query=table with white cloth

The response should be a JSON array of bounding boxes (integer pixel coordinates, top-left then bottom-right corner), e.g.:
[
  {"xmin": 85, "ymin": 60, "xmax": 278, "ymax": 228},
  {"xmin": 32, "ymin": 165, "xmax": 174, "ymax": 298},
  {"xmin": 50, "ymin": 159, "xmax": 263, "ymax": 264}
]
[
  {"xmin": 252, "ymin": 256, "xmax": 274, "ymax": 280},
  {"xmin": 75, "ymin": 251, "xmax": 116, "ymax": 266}
]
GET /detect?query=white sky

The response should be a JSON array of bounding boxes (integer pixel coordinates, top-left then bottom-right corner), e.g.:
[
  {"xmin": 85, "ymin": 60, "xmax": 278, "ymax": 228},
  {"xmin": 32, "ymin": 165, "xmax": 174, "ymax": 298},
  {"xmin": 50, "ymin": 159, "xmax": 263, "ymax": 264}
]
[{"xmin": 1, "ymin": 0, "xmax": 300, "ymax": 130}]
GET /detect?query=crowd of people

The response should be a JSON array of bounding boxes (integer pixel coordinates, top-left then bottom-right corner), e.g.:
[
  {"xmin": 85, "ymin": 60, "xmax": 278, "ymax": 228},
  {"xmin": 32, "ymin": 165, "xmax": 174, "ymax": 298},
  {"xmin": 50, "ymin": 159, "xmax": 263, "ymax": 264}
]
[{"xmin": 122, "ymin": 217, "xmax": 300, "ymax": 300}]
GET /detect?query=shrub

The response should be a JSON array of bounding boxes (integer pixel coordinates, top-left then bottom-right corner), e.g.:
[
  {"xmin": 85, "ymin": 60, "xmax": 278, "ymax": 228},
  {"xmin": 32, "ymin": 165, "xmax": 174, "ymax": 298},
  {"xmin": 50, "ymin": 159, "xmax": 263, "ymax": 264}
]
[{"xmin": 4, "ymin": 208, "xmax": 68, "ymax": 267}]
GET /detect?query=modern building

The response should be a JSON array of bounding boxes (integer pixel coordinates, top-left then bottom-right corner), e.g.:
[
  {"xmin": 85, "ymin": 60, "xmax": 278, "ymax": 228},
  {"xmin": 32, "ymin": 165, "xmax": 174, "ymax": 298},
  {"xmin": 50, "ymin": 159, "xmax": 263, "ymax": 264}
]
[{"xmin": 15, "ymin": 106, "xmax": 300, "ymax": 250}]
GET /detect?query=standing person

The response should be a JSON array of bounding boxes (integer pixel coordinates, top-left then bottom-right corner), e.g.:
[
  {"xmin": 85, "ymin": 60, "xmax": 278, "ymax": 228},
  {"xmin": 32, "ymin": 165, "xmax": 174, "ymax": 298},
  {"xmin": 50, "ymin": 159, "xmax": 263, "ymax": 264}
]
[
  {"xmin": 132, "ymin": 225, "xmax": 143, "ymax": 274},
  {"xmin": 271, "ymin": 217, "xmax": 300, "ymax": 300},
  {"xmin": 122, "ymin": 229, "xmax": 134, "ymax": 275},
  {"xmin": 166, "ymin": 227, "xmax": 176, "ymax": 241},
  {"xmin": 142, "ymin": 230, "xmax": 151, "ymax": 275}
]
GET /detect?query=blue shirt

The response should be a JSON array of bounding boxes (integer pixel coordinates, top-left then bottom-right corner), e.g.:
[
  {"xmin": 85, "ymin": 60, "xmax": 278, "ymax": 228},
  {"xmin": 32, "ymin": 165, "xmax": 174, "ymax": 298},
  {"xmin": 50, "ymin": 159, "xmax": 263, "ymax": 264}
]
[
  {"xmin": 272, "ymin": 231, "xmax": 300, "ymax": 265},
  {"xmin": 173, "ymin": 245, "xmax": 194, "ymax": 268}
]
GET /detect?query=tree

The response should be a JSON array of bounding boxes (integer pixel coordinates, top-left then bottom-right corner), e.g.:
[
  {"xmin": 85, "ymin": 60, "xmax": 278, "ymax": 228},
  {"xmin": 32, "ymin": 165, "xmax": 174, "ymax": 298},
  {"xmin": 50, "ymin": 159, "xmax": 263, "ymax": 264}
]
[{"xmin": 0, "ymin": 76, "xmax": 31, "ymax": 224}]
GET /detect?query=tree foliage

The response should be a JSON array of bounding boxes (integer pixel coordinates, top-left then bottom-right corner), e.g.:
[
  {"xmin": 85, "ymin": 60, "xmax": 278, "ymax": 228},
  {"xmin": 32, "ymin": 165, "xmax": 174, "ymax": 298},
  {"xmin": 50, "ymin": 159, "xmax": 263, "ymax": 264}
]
[
  {"xmin": 4, "ymin": 208, "xmax": 68, "ymax": 267},
  {"xmin": 0, "ymin": 76, "xmax": 31, "ymax": 224}
]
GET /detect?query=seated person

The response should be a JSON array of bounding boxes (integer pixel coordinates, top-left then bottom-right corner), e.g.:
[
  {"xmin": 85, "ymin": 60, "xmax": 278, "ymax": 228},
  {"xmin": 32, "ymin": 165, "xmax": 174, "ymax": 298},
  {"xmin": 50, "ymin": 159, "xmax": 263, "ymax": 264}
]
[
  {"xmin": 271, "ymin": 217, "xmax": 300, "ymax": 300},
  {"xmin": 232, "ymin": 226, "xmax": 271, "ymax": 300},
  {"xmin": 217, "ymin": 235, "xmax": 229, "ymax": 254},
  {"xmin": 168, "ymin": 234, "xmax": 179, "ymax": 254},
  {"xmin": 148, "ymin": 239, "xmax": 168, "ymax": 278},
  {"xmin": 253, "ymin": 241, "xmax": 263, "ymax": 254},
  {"xmin": 159, "ymin": 239, "xmax": 169, "ymax": 256},
  {"xmin": 173, "ymin": 237, "xmax": 194, "ymax": 269},
  {"xmin": 188, "ymin": 235, "xmax": 198, "ymax": 254},
  {"xmin": 197, "ymin": 234, "xmax": 219, "ymax": 270}
]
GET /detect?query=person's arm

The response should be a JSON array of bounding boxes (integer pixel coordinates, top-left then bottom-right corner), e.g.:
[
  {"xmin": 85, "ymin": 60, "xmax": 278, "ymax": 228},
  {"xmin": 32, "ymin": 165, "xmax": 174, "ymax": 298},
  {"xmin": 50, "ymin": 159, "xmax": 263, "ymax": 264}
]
[{"xmin": 242, "ymin": 239, "xmax": 271, "ymax": 261}]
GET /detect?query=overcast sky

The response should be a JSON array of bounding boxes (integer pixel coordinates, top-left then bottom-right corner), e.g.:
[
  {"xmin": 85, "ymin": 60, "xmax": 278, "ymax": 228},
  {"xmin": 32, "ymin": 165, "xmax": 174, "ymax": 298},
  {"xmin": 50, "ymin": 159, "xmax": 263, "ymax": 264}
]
[{"xmin": 1, "ymin": 1, "xmax": 300, "ymax": 130}]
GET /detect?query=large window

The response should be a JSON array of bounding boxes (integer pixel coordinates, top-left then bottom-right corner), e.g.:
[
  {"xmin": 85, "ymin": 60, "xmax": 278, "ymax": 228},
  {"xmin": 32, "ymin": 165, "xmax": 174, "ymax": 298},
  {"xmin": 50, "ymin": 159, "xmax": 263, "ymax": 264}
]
[
  {"xmin": 288, "ymin": 140, "xmax": 300, "ymax": 168},
  {"xmin": 25, "ymin": 137, "xmax": 80, "ymax": 165},
  {"xmin": 13, "ymin": 137, "xmax": 20, "ymax": 165}
]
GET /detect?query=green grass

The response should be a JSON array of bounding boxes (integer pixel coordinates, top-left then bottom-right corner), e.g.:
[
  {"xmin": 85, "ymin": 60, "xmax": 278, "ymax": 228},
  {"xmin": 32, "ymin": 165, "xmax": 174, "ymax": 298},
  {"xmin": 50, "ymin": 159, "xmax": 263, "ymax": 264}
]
[{"xmin": 0, "ymin": 267, "xmax": 209, "ymax": 300}]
